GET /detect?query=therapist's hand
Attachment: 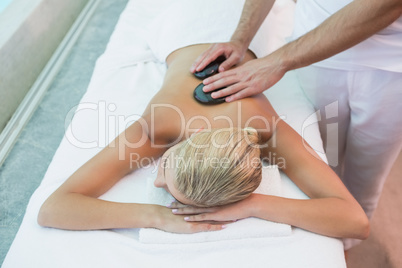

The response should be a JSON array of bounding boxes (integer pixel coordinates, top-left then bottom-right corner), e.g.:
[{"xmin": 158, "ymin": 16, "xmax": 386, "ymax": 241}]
[
  {"xmin": 202, "ymin": 54, "xmax": 287, "ymax": 102},
  {"xmin": 190, "ymin": 40, "xmax": 248, "ymax": 73},
  {"xmin": 170, "ymin": 194, "xmax": 259, "ymax": 223}
]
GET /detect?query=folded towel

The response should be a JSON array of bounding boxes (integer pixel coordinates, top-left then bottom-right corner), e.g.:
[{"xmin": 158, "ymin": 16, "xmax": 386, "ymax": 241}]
[{"xmin": 139, "ymin": 164, "xmax": 291, "ymax": 244}]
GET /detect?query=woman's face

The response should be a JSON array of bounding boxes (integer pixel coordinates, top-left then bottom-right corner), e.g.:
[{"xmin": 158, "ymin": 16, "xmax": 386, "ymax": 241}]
[{"xmin": 154, "ymin": 142, "xmax": 193, "ymax": 205}]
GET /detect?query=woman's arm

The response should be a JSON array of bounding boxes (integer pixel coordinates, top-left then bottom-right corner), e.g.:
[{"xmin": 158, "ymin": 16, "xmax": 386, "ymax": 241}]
[
  {"xmin": 172, "ymin": 119, "xmax": 369, "ymax": 239},
  {"xmin": 38, "ymin": 120, "xmax": 158, "ymax": 229},
  {"xmin": 254, "ymin": 120, "xmax": 369, "ymax": 239},
  {"xmin": 38, "ymin": 118, "xmax": 224, "ymax": 233}
]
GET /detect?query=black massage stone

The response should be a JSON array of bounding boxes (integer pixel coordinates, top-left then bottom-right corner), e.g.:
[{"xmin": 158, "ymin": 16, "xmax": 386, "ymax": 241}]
[
  {"xmin": 193, "ymin": 83, "xmax": 226, "ymax": 105},
  {"xmin": 194, "ymin": 55, "xmax": 226, "ymax": 79}
]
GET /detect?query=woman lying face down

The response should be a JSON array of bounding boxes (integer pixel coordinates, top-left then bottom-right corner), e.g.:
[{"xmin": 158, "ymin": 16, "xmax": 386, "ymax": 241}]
[
  {"xmin": 38, "ymin": 43, "xmax": 369, "ymax": 239},
  {"xmin": 154, "ymin": 128, "xmax": 262, "ymax": 207}
]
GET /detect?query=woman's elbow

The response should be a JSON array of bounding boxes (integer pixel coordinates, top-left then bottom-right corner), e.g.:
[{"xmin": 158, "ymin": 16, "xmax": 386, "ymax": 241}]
[
  {"xmin": 352, "ymin": 213, "xmax": 370, "ymax": 240},
  {"xmin": 37, "ymin": 197, "xmax": 58, "ymax": 228},
  {"xmin": 37, "ymin": 202, "xmax": 52, "ymax": 227}
]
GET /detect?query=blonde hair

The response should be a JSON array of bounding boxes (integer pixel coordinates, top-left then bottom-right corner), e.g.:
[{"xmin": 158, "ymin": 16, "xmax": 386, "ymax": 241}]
[{"xmin": 174, "ymin": 128, "xmax": 262, "ymax": 207}]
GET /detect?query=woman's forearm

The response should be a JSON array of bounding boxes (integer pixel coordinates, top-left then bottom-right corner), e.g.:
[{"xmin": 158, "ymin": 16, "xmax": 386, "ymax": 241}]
[
  {"xmin": 231, "ymin": 0, "xmax": 276, "ymax": 47},
  {"xmin": 250, "ymin": 194, "xmax": 370, "ymax": 239},
  {"xmin": 38, "ymin": 192, "xmax": 226, "ymax": 233},
  {"xmin": 259, "ymin": 121, "xmax": 370, "ymax": 239},
  {"xmin": 278, "ymin": 0, "xmax": 402, "ymax": 71},
  {"xmin": 38, "ymin": 192, "xmax": 158, "ymax": 230}
]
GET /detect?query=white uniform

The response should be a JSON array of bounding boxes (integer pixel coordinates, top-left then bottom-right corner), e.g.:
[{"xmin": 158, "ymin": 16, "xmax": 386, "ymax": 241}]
[{"xmin": 291, "ymin": 0, "xmax": 402, "ymax": 249}]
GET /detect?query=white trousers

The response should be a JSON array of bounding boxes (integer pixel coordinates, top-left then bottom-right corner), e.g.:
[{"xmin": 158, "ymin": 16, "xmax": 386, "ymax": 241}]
[{"xmin": 295, "ymin": 66, "xmax": 402, "ymax": 249}]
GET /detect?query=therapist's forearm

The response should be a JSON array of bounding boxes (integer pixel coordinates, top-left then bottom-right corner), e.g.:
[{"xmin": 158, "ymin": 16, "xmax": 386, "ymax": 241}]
[
  {"xmin": 277, "ymin": 0, "xmax": 402, "ymax": 71},
  {"xmin": 231, "ymin": 0, "xmax": 276, "ymax": 47}
]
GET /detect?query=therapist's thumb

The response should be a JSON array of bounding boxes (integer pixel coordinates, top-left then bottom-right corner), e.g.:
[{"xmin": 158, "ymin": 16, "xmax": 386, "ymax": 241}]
[{"xmin": 219, "ymin": 53, "xmax": 243, "ymax": 72}]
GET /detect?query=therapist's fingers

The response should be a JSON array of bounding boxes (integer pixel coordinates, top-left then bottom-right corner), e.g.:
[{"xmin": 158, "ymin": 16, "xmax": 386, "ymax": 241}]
[
  {"xmin": 198, "ymin": 50, "xmax": 223, "ymax": 72},
  {"xmin": 225, "ymin": 85, "xmax": 266, "ymax": 102},
  {"xmin": 206, "ymin": 57, "xmax": 288, "ymax": 101},
  {"xmin": 191, "ymin": 42, "xmax": 245, "ymax": 73},
  {"xmin": 190, "ymin": 52, "xmax": 209, "ymax": 73},
  {"xmin": 190, "ymin": 45, "xmax": 222, "ymax": 73},
  {"xmin": 210, "ymin": 82, "xmax": 248, "ymax": 99},
  {"xmin": 220, "ymin": 82, "xmax": 265, "ymax": 102},
  {"xmin": 216, "ymin": 41, "xmax": 247, "ymax": 72},
  {"xmin": 202, "ymin": 69, "xmax": 252, "ymax": 101},
  {"xmin": 218, "ymin": 50, "xmax": 244, "ymax": 72},
  {"xmin": 202, "ymin": 71, "xmax": 238, "ymax": 92}
]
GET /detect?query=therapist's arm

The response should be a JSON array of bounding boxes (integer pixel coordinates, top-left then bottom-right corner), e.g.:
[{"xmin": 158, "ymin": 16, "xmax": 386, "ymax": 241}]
[
  {"xmin": 203, "ymin": 0, "xmax": 402, "ymax": 102},
  {"xmin": 190, "ymin": 0, "xmax": 275, "ymax": 73}
]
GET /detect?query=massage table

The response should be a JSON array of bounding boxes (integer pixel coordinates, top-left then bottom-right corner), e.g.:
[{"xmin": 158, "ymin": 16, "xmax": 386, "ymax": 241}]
[{"xmin": 3, "ymin": 0, "xmax": 347, "ymax": 267}]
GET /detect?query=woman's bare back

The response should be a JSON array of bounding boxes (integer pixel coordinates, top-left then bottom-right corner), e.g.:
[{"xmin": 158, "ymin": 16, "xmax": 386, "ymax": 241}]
[{"xmin": 142, "ymin": 44, "xmax": 277, "ymax": 145}]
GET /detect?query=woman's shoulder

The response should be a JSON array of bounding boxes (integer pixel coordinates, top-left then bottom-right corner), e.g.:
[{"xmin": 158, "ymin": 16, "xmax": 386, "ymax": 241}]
[
  {"xmin": 236, "ymin": 94, "xmax": 277, "ymax": 119},
  {"xmin": 239, "ymin": 95, "xmax": 277, "ymax": 141}
]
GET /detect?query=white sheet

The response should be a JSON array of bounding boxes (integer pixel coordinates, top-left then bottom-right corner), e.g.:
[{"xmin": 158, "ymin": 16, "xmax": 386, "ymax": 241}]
[
  {"xmin": 3, "ymin": 0, "xmax": 346, "ymax": 267},
  {"xmin": 145, "ymin": 0, "xmax": 293, "ymax": 61}
]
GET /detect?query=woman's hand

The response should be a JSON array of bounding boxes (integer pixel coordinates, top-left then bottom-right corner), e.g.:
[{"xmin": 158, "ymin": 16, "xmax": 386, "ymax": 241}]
[
  {"xmin": 202, "ymin": 54, "xmax": 288, "ymax": 102},
  {"xmin": 169, "ymin": 194, "xmax": 258, "ymax": 223},
  {"xmin": 153, "ymin": 205, "xmax": 226, "ymax": 233},
  {"xmin": 190, "ymin": 41, "xmax": 248, "ymax": 74}
]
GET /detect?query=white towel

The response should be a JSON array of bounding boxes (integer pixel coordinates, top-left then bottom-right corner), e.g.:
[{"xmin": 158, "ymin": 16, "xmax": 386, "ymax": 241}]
[{"xmin": 139, "ymin": 164, "xmax": 291, "ymax": 244}]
